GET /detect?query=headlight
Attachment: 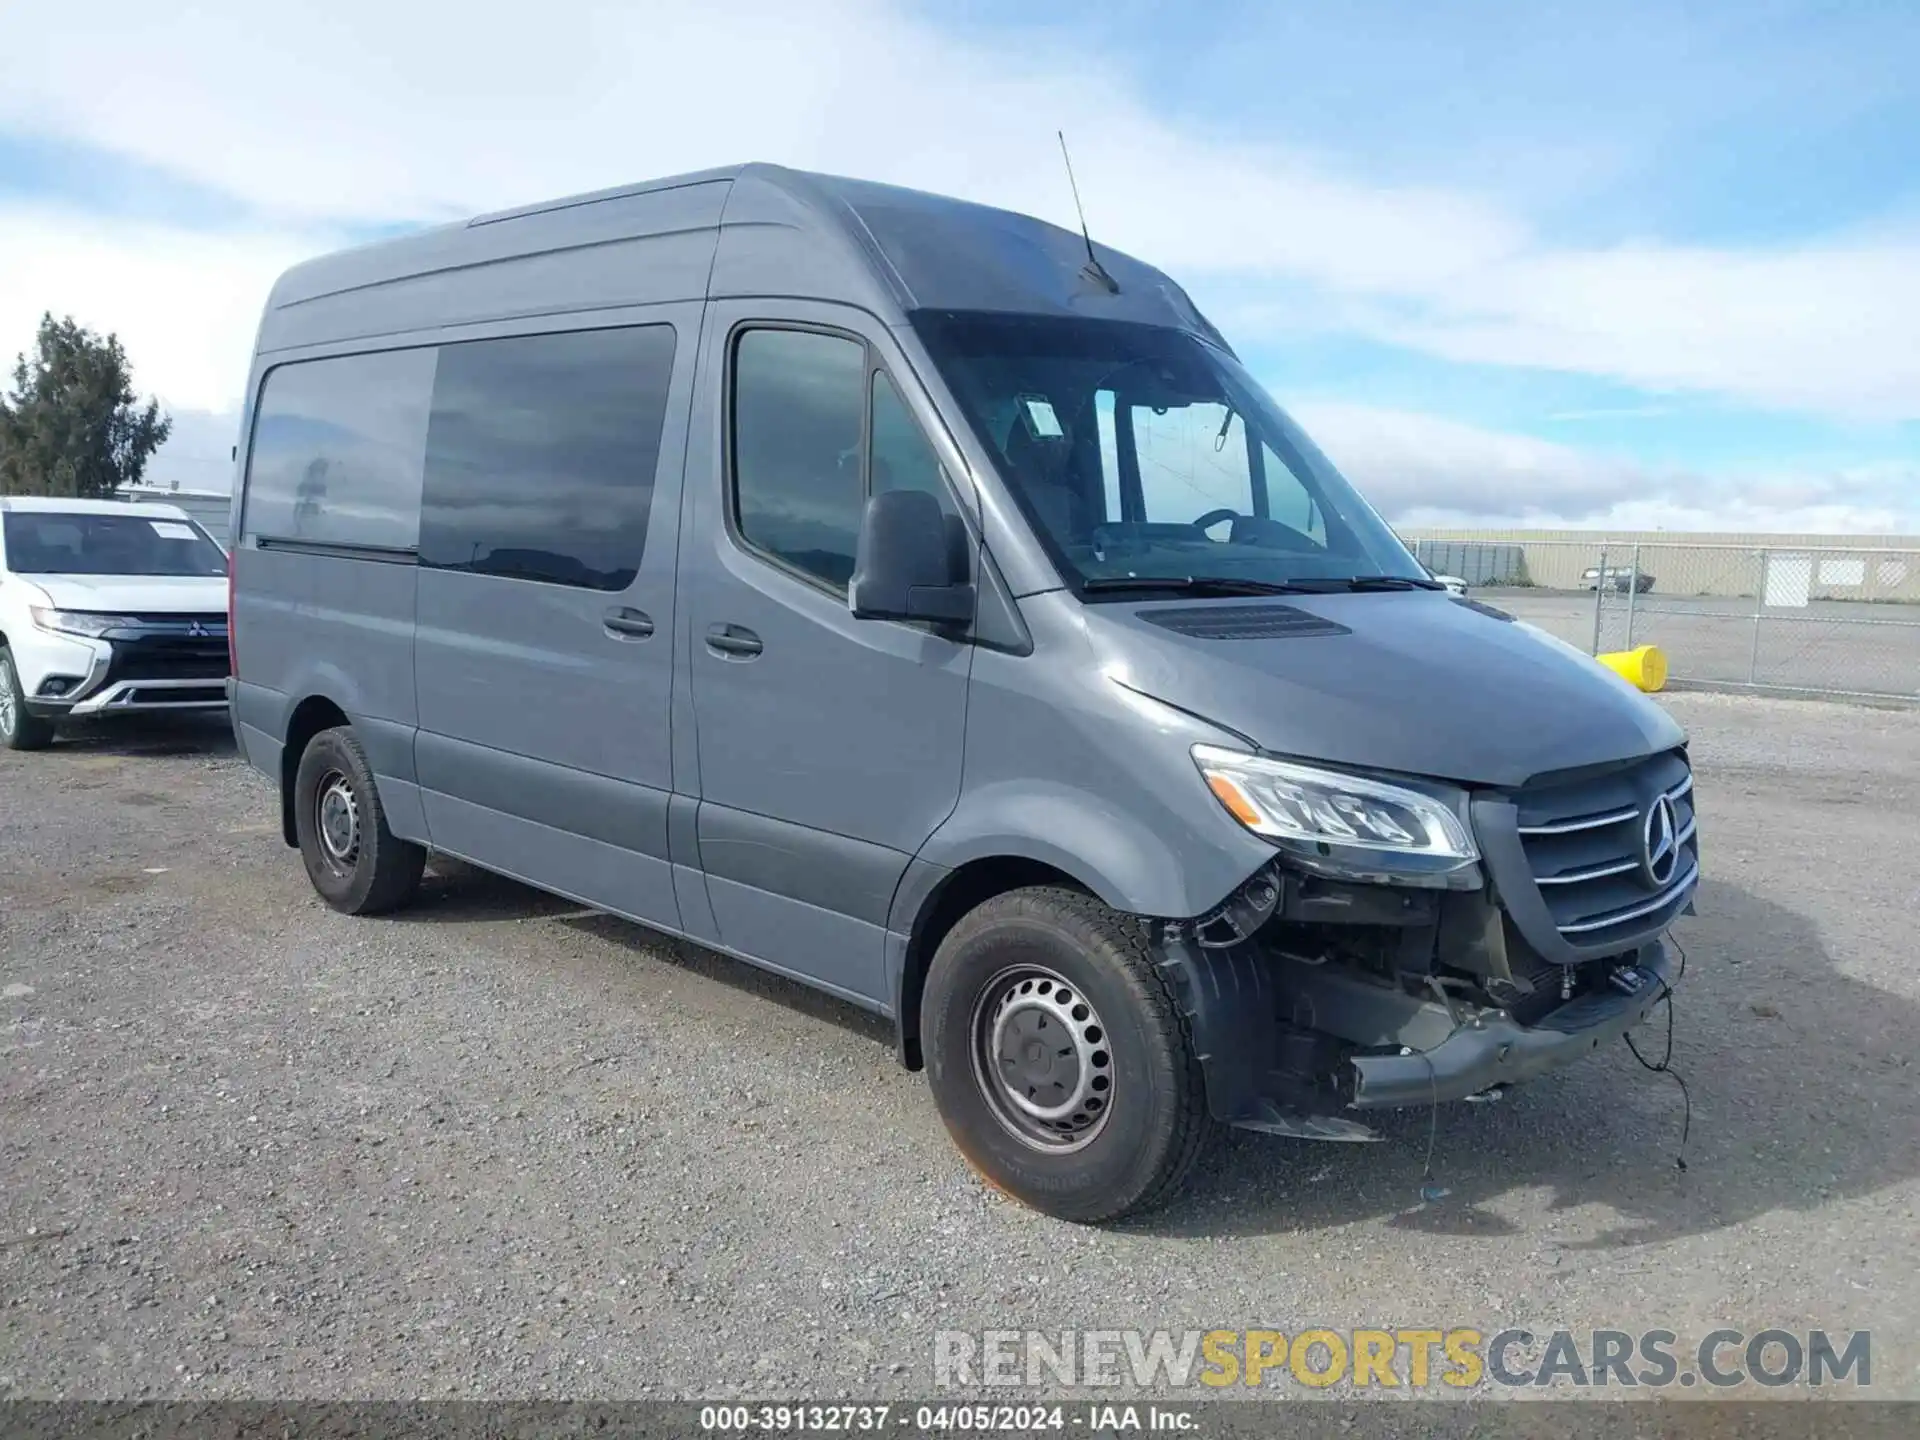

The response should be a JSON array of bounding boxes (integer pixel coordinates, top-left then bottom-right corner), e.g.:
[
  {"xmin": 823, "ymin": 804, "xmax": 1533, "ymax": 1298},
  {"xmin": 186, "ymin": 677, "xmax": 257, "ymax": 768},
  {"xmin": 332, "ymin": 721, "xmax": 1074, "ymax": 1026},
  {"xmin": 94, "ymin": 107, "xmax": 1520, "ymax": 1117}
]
[
  {"xmin": 29, "ymin": 608, "xmax": 141, "ymax": 638},
  {"xmin": 1192, "ymin": 744, "xmax": 1477, "ymax": 862}
]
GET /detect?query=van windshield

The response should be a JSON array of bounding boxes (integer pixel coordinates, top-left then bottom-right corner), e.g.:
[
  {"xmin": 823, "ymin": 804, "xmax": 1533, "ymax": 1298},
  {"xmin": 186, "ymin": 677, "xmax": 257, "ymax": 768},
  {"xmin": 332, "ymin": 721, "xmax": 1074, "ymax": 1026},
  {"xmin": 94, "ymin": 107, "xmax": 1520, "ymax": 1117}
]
[
  {"xmin": 910, "ymin": 311, "xmax": 1427, "ymax": 595},
  {"xmin": 2, "ymin": 511, "xmax": 227, "ymax": 577}
]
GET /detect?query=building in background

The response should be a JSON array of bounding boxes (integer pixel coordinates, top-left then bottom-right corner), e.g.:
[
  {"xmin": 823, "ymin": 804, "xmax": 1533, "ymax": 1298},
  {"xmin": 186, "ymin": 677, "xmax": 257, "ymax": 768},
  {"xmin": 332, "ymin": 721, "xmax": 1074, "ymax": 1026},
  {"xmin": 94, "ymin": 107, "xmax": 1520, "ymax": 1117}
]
[
  {"xmin": 116, "ymin": 484, "xmax": 231, "ymax": 547},
  {"xmin": 1400, "ymin": 529, "xmax": 1920, "ymax": 603}
]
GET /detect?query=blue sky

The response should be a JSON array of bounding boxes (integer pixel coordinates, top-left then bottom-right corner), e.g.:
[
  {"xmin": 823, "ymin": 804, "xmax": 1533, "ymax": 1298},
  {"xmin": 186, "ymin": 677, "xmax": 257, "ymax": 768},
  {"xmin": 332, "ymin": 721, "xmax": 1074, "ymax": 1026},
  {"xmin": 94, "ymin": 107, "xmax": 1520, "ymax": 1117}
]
[{"xmin": 3, "ymin": 0, "xmax": 1916, "ymax": 529}]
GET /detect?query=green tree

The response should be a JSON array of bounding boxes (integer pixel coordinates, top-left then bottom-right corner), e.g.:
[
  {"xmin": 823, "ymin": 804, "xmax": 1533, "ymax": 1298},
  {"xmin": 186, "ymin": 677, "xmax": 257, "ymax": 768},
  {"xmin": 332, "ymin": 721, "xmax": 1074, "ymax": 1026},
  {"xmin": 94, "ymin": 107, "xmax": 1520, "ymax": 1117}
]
[{"xmin": 0, "ymin": 314, "xmax": 172, "ymax": 498}]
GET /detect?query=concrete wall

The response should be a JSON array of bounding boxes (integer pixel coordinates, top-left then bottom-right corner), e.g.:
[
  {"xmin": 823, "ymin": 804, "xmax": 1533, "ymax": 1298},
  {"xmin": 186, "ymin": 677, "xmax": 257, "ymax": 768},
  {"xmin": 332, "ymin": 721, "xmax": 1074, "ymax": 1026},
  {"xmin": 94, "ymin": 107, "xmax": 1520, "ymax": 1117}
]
[{"xmin": 1398, "ymin": 529, "xmax": 1920, "ymax": 602}]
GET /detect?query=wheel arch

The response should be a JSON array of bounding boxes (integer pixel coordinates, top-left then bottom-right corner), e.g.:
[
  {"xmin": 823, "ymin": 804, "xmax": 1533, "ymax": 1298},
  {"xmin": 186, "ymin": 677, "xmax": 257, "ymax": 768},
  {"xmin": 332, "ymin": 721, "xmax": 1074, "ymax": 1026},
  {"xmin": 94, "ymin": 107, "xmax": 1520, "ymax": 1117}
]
[
  {"xmin": 888, "ymin": 853, "xmax": 1097, "ymax": 1072},
  {"xmin": 279, "ymin": 695, "xmax": 352, "ymax": 846},
  {"xmin": 886, "ymin": 778, "xmax": 1271, "ymax": 1070}
]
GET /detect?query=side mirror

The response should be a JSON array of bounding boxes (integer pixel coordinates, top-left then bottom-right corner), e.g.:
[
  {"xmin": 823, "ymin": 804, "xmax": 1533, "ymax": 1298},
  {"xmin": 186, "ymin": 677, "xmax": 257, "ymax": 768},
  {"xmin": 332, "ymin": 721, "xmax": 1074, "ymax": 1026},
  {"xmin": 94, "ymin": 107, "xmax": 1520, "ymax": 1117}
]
[{"xmin": 849, "ymin": 489, "xmax": 975, "ymax": 627}]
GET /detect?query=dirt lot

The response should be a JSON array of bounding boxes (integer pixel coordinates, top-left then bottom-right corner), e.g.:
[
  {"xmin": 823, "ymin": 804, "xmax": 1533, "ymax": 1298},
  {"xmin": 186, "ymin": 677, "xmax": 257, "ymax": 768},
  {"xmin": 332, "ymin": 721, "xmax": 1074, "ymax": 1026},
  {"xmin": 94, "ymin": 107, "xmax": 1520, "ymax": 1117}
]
[{"xmin": 3, "ymin": 694, "xmax": 1917, "ymax": 1400}]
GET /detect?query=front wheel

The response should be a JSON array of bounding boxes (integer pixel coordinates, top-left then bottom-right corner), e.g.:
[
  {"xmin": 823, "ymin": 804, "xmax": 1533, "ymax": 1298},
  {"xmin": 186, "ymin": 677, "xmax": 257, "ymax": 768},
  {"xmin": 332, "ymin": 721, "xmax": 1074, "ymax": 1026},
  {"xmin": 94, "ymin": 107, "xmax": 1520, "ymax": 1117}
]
[
  {"xmin": 292, "ymin": 725, "xmax": 425, "ymax": 915},
  {"xmin": 921, "ymin": 887, "xmax": 1215, "ymax": 1223},
  {"xmin": 0, "ymin": 648, "xmax": 56, "ymax": 751}
]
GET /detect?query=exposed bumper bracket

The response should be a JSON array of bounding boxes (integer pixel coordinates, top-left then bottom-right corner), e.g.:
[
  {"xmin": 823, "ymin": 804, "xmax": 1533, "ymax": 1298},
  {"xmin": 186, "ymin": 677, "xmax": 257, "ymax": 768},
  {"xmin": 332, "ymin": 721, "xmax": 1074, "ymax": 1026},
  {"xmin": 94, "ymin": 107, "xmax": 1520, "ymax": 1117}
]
[
  {"xmin": 1345, "ymin": 940, "xmax": 1673, "ymax": 1109},
  {"xmin": 1155, "ymin": 928, "xmax": 1377, "ymax": 1137}
]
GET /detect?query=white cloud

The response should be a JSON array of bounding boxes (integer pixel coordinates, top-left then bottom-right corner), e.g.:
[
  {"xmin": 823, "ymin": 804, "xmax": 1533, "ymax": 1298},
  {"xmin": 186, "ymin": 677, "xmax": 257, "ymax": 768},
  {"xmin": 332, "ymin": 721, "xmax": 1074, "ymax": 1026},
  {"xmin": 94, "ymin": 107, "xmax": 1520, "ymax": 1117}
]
[
  {"xmin": 1293, "ymin": 400, "xmax": 1644, "ymax": 523},
  {"xmin": 0, "ymin": 206, "xmax": 338, "ymax": 413},
  {"xmin": 1374, "ymin": 237, "xmax": 1920, "ymax": 421},
  {"xmin": 0, "ymin": 0, "xmax": 1524, "ymax": 288},
  {"xmin": 1297, "ymin": 400, "xmax": 1920, "ymax": 534},
  {"xmin": 4, "ymin": 0, "xmax": 1918, "ymax": 514},
  {"xmin": 0, "ymin": 0, "xmax": 1526, "ymax": 436}
]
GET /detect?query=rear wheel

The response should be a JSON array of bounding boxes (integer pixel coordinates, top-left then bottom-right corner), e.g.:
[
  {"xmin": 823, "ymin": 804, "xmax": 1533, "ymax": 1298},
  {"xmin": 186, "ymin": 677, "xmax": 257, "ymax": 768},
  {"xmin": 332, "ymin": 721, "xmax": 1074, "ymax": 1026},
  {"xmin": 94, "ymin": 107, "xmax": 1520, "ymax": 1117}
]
[
  {"xmin": 921, "ymin": 886, "xmax": 1214, "ymax": 1223},
  {"xmin": 0, "ymin": 648, "xmax": 56, "ymax": 751},
  {"xmin": 292, "ymin": 725, "xmax": 425, "ymax": 915}
]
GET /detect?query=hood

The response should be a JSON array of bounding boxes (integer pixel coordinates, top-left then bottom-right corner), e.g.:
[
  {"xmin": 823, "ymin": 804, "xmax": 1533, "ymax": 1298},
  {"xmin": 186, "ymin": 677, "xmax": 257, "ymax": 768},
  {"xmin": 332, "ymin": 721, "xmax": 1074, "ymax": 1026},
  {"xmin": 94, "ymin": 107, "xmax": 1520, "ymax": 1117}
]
[
  {"xmin": 22, "ymin": 573, "xmax": 227, "ymax": 613},
  {"xmin": 1085, "ymin": 591, "xmax": 1684, "ymax": 789}
]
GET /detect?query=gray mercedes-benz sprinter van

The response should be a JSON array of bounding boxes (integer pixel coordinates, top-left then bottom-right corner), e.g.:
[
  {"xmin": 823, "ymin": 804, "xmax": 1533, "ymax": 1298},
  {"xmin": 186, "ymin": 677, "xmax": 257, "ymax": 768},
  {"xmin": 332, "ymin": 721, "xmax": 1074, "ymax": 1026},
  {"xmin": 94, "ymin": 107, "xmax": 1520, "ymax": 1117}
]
[{"xmin": 229, "ymin": 164, "xmax": 1698, "ymax": 1221}]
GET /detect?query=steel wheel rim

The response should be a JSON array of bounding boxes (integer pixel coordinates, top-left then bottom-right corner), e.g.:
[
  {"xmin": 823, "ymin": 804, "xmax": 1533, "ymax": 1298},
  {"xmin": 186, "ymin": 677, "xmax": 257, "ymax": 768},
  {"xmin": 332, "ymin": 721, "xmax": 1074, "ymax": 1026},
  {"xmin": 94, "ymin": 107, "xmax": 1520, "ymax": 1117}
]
[
  {"xmin": 315, "ymin": 769, "xmax": 360, "ymax": 871},
  {"xmin": 970, "ymin": 964, "xmax": 1114, "ymax": 1153}
]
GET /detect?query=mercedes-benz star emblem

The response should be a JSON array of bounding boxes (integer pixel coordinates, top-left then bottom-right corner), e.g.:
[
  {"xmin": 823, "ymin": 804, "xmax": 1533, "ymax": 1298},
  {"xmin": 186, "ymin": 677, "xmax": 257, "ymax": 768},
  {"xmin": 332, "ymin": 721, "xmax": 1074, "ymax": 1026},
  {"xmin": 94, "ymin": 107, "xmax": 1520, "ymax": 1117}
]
[{"xmin": 1641, "ymin": 794, "xmax": 1679, "ymax": 888}]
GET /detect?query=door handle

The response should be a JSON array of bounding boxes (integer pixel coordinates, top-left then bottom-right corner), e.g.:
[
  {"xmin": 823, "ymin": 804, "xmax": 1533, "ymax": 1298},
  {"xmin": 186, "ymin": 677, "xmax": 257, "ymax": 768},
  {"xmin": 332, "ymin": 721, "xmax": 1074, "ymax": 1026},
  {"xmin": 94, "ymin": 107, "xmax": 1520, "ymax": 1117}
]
[
  {"xmin": 705, "ymin": 623, "xmax": 763, "ymax": 659},
  {"xmin": 603, "ymin": 607, "xmax": 655, "ymax": 640}
]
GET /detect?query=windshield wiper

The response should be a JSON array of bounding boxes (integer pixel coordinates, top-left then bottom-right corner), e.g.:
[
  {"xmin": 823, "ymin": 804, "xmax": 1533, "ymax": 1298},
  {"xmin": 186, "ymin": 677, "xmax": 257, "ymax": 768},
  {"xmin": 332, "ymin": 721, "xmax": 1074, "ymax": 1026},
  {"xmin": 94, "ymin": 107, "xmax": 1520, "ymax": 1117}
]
[
  {"xmin": 1081, "ymin": 575, "xmax": 1444, "ymax": 598},
  {"xmin": 1284, "ymin": 575, "xmax": 1446, "ymax": 593},
  {"xmin": 1080, "ymin": 576, "xmax": 1313, "ymax": 597}
]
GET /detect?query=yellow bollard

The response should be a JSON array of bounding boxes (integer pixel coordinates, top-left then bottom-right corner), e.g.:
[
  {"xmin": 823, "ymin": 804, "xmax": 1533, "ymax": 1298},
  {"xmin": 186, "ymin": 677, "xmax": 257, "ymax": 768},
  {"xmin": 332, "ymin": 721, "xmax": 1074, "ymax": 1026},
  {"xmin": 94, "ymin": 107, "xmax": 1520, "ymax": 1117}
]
[{"xmin": 1597, "ymin": 644, "xmax": 1667, "ymax": 693}]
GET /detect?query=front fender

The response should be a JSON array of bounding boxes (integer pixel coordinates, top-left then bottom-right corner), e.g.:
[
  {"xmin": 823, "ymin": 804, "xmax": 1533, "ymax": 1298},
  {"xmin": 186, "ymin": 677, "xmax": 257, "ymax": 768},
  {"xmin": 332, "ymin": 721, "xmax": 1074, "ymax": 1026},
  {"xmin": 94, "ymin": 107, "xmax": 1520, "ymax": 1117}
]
[{"xmin": 914, "ymin": 777, "xmax": 1273, "ymax": 920}]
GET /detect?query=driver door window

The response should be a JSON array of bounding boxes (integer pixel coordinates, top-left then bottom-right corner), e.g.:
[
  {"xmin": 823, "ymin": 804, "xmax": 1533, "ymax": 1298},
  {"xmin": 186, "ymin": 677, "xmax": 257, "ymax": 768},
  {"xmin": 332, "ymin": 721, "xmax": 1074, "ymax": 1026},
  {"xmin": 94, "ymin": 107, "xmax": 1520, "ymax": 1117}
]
[
  {"xmin": 733, "ymin": 328, "xmax": 867, "ymax": 591},
  {"xmin": 731, "ymin": 327, "xmax": 964, "ymax": 594}
]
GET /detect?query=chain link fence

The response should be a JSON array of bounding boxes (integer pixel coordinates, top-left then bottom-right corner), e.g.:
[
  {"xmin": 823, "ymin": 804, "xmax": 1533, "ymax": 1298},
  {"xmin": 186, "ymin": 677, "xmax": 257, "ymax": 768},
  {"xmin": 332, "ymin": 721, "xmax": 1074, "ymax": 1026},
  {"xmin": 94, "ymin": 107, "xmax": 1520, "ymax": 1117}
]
[{"xmin": 1410, "ymin": 537, "xmax": 1920, "ymax": 703}]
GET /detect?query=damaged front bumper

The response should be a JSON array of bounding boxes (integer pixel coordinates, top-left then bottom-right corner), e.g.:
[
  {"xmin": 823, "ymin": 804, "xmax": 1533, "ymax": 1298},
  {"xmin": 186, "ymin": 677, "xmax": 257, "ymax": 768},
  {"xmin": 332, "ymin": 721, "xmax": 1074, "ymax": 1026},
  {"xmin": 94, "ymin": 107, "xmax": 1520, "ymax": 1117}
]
[
  {"xmin": 1347, "ymin": 938, "xmax": 1673, "ymax": 1108},
  {"xmin": 1154, "ymin": 742, "xmax": 1698, "ymax": 1139},
  {"xmin": 1155, "ymin": 927, "xmax": 1677, "ymax": 1139}
]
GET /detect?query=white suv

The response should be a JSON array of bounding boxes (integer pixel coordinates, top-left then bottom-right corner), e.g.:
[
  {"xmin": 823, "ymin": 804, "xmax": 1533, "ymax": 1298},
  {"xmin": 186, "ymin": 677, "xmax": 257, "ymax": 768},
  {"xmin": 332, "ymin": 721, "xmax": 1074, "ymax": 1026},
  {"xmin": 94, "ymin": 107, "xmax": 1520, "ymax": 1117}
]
[{"xmin": 0, "ymin": 497, "xmax": 230, "ymax": 751}]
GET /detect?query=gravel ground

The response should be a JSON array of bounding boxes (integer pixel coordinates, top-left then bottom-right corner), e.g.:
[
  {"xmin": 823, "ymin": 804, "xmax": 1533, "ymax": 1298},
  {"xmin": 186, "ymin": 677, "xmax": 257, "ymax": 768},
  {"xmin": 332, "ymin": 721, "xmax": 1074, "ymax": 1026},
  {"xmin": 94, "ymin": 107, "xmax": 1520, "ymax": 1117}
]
[{"xmin": 2, "ymin": 694, "xmax": 1916, "ymax": 1400}]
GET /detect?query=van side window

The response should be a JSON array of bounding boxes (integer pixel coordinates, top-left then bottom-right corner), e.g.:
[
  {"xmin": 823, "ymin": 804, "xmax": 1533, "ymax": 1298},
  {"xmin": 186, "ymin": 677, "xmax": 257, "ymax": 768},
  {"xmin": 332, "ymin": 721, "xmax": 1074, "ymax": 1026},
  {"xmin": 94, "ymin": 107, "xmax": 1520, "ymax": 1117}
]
[
  {"xmin": 419, "ymin": 325, "xmax": 676, "ymax": 591},
  {"xmin": 731, "ymin": 329, "xmax": 867, "ymax": 591},
  {"xmin": 242, "ymin": 348, "xmax": 436, "ymax": 550}
]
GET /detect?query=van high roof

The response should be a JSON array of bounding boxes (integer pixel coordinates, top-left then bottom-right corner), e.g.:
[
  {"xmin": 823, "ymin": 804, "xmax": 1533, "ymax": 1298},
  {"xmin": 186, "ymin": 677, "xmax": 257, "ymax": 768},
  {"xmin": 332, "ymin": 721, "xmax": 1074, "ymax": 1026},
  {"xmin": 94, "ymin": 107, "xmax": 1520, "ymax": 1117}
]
[{"xmin": 258, "ymin": 163, "xmax": 1231, "ymax": 358}]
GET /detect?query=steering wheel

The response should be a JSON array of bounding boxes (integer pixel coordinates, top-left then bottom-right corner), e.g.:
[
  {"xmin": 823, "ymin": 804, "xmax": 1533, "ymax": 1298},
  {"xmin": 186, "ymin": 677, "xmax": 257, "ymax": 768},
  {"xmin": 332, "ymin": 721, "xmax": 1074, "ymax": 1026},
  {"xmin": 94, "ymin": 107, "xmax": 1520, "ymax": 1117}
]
[{"xmin": 1193, "ymin": 508, "xmax": 1242, "ymax": 533}]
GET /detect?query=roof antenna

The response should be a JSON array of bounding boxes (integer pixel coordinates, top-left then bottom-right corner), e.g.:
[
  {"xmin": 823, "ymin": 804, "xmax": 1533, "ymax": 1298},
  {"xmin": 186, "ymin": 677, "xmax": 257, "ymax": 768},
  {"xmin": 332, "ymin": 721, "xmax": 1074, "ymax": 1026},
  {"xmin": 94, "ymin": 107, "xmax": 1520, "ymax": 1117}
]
[{"xmin": 1057, "ymin": 131, "xmax": 1120, "ymax": 294}]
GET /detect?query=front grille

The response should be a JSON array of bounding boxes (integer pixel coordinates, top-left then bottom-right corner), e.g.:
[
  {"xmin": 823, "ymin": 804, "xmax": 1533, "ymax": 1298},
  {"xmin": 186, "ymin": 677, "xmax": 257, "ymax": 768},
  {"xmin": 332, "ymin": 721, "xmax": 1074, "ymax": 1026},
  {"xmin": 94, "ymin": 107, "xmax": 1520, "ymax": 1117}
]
[
  {"xmin": 104, "ymin": 635, "xmax": 229, "ymax": 684},
  {"xmin": 1513, "ymin": 750, "xmax": 1698, "ymax": 950}
]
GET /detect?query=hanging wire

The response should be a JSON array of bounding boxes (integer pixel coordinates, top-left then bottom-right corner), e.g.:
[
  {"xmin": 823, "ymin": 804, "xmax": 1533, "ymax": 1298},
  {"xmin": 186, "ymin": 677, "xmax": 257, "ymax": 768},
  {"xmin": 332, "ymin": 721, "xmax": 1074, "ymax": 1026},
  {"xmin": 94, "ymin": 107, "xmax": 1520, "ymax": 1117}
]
[
  {"xmin": 1417, "ymin": 1051, "xmax": 1447, "ymax": 1203},
  {"xmin": 1623, "ymin": 937, "xmax": 1692, "ymax": 1171}
]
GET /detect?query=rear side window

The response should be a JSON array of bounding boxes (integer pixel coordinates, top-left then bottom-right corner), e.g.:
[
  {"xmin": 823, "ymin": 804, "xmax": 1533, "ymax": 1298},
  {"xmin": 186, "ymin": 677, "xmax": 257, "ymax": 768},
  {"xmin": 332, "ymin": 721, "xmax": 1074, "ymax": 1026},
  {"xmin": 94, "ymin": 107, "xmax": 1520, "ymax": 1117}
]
[
  {"xmin": 242, "ymin": 348, "xmax": 436, "ymax": 550},
  {"xmin": 419, "ymin": 325, "xmax": 677, "ymax": 591}
]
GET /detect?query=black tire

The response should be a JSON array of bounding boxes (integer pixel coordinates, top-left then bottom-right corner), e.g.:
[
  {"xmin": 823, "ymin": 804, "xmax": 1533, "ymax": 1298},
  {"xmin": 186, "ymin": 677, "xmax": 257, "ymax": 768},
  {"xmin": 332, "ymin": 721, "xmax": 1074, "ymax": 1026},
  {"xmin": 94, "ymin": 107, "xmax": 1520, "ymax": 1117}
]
[
  {"xmin": 0, "ymin": 647, "xmax": 56, "ymax": 751},
  {"xmin": 292, "ymin": 725, "xmax": 425, "ymax": 915},
  {"xmin": 921, "ymin": 886, "xmax": 1215, "ymax": 1223}
]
